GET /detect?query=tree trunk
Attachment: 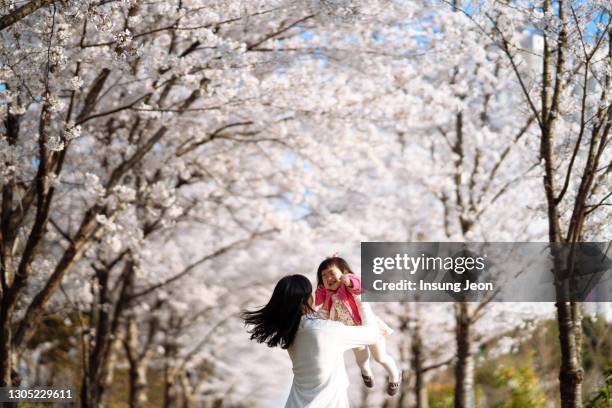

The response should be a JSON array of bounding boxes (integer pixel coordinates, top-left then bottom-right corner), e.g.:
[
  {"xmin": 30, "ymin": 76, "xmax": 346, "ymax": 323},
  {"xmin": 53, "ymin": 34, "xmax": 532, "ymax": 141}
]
[
  {"xmin": 0, "ymin": 307, "xmax": 13, "ymax": 387},
  {"xmin": 411, "ymin": 305, "xmax": 428, "ymax": 408},
  {"xmin": 0, "ymin": 303, "xmax": 20, "ymax": 392},
  {"xmin": 454, "ymin": 303, "xmax": 474, "ymax": 408},
  {"xmin": 397, "ymin": 367, "xmax": 412, "ymax": 408},
  {"xmin": 128, "ymin": 357, "xmax": 150, "ymax": 408},
  {"xmin": 125, "ymin": 317, "xmax": 150, "ymax": 408},
  {"xmin": 98, "ymin": 337, "xmax": 120, "ymax": 407},
  {"xmin": 550, "ymin": 245, "xmax": 584, "ymax": 408},
  {"xmin": 178, "ymin": 372, "xmax": 200, "ymax": 408},
  {"xmin": 538, "ymin": 0, "xmax": 585, "ymax": 394},
  {"xmin": 539, "ymin": 20, "xmax": 584, "ymax": 400},
  {"xmin": 80, "ymin": 260, "xmax": 132, "ymax": 408},
  {"xmin": 556, "ymin": 301, "xmax": 583, "ymax": 408},
  {"xmin": 162, "ymin": 341, "xmax": 178, "ymax": 408}
]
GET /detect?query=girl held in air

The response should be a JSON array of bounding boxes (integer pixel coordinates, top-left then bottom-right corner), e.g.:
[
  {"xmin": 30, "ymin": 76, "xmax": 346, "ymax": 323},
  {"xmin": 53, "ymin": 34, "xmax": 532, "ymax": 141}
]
[{"xmin": 315, "ymin": 255, "xmax": 401, "ymax": 396}]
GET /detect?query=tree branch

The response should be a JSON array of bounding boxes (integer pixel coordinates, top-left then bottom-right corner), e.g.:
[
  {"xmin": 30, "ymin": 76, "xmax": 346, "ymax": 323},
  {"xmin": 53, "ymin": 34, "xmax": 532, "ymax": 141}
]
[
  {"xmin": 0, "ymin": 0, "xmax": 56, "ymax": 31},
  {"xmin": 128, "ymin": 228, "xmax": 277, "ymax": 300}
]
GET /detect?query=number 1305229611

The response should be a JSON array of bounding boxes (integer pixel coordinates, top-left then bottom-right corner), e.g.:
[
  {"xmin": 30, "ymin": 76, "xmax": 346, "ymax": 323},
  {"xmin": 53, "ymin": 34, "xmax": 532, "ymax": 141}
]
[{"xmin": 0, "ymin": 388, "xmax": 74, "ymax": 402}]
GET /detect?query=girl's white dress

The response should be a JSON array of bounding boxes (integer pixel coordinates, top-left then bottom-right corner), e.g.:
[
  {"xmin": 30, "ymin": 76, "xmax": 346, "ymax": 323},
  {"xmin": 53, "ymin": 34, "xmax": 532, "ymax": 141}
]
[
  {"xmin": 284, "ymin": 303, "xmax": 382, "ymax": 408},
  {"xmin": 328, "ymin": 294, "xmax": 393, "ymax": 336}
]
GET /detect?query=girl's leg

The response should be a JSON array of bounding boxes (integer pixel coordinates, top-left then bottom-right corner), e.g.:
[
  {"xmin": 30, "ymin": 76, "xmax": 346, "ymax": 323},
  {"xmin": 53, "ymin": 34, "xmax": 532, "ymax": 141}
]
[
  {"xmin": 369, "ymin": 339, "xmax": 400, "ymax": 382},
  {"xmin": 352, "ymin": 346, "xmax": 373, "ymax": 376}
]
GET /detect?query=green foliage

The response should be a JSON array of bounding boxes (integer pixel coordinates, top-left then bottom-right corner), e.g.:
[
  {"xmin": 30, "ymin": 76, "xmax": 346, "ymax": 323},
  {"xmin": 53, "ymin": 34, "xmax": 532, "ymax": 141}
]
[
  {"xmin": 491, "ymin": 355, "xmax": 547, "ymax": 408},
  {"xmin": 586, "ymin": 369, "xmax": 612, "ymax": 408},
  {"xmin": 582, "ymin": 316, "xmax": 612, "ymax": 373},
  {"xmin": 426, "ymin": 383, "xmax": 482, "ymax": 408},
  {"xmin": 424, "ymin": 317, "xmax": 610, "ymax": 407},
  {"xmin": 428, "ymin": 383, "xmax": 454, "ymax": 408}
]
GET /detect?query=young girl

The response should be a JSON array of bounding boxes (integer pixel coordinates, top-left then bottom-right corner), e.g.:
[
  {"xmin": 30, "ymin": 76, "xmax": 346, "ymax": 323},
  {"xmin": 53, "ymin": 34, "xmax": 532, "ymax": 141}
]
[{"xmin": 314, "ymin": 255, "xmax": 401, "ymax": 396}]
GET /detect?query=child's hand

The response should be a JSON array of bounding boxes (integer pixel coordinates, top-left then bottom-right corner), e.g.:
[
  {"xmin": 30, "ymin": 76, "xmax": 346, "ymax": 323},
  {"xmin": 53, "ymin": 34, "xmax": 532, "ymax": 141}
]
[{"xmin": 340, "ymin": 273, "xmax": 352, "ymax": 287}]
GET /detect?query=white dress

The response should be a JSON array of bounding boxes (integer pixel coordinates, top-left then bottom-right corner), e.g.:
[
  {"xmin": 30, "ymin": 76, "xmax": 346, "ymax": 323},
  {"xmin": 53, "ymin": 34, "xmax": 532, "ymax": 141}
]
[
  {"xmin": 284, "ymin": 303, "xmax": 382, "ymax": 408},
  {"xmin": 328, "ymin": 294, "xmax": 394, "ymax": 336}
]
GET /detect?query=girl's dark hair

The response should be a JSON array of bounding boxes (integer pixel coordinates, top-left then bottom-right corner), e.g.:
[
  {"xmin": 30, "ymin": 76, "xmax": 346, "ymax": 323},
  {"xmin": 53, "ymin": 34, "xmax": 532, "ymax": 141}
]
[
  {"xmin": 241, "ymin": 274, "xmax": 314, "ymax": 349},
  {"xmin": 316, "ymin": 256, "xmax": 354, "ymax": 287}
]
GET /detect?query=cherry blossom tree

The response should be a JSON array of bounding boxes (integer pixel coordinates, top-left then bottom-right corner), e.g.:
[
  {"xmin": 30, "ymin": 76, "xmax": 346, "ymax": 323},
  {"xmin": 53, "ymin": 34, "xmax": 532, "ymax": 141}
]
[
  {"xmin": 447, "ymin": 2, "xmax": 611, "ymax": 406},
  {"xmin": 1, "ymin": 1, "xmax": 608, "ymax": 407},
  {"xmin": 0, "ymin": 0, "xmax": 338, "ymax": 391}
]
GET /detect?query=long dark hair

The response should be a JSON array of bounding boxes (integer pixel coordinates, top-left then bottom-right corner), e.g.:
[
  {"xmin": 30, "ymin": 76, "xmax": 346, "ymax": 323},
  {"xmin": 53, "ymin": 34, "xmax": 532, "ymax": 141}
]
[
  {"xmin": 316, "ymin": 256, "xmax": 355, "ymax": 287},
  {"xmin": 241, "ymin": 274, "xmax": 314, "ymax": 349}
]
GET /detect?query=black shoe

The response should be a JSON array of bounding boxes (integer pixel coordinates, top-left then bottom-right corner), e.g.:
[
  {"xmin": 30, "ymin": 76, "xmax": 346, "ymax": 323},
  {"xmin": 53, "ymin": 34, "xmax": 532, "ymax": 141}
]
[
  {"xmin": 361, "ymin": 373, "xmax": 374, "ymax": 388},
  {"xmin": 386, "ymin": 371, "xmax": 401, "ymax": 396}
]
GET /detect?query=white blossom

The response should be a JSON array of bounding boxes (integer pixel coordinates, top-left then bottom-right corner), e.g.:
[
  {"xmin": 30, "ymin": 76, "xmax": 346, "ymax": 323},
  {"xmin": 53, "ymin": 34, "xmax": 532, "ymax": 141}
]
[{"xmin": 45, "ymin": 135, "xmax": 64, "ymax": 152}]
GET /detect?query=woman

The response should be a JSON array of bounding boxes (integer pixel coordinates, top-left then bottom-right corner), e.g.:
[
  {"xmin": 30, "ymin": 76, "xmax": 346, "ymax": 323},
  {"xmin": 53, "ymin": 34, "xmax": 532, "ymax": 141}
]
[{"xmin": 242, "ymin": 274, "xmax": 384, "ymax": 407}]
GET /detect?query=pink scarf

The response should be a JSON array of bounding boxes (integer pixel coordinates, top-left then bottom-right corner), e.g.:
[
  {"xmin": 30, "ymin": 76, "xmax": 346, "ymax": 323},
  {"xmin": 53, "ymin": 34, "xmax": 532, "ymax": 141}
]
[{"xmin": 315, "ymin": 274, "xmax": 362, "ymax": 325}]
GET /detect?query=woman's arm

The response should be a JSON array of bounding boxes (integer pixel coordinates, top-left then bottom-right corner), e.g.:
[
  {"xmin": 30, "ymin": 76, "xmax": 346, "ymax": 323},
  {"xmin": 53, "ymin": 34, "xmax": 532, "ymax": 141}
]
[
  {"xmin": 329, "ymin": 301, "xmax": 381, "ymax": 350},
  {"xmin": 332, "ymin": 323, "xmax": 381, "ymax": 351}
]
